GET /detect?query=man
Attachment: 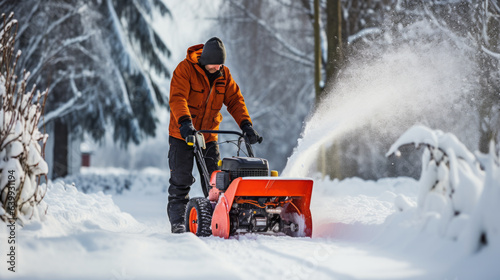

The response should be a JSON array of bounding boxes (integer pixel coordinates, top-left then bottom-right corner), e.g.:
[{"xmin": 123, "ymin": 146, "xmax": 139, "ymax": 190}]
[{"xmin": 168, "ymin": 37, "xmax": 261, "ymax": 233}]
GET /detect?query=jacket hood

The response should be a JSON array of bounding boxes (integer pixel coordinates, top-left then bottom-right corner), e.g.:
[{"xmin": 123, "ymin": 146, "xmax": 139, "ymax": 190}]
[{"xmin": 186, "ymin": 44, "xmax": 204, "ymax": 64}]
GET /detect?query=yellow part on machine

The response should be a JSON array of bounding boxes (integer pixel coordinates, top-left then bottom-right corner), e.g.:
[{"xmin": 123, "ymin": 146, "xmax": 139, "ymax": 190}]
[{"xmin": 186, "ymin": 135, "xmax": 195, "ymax": 146}]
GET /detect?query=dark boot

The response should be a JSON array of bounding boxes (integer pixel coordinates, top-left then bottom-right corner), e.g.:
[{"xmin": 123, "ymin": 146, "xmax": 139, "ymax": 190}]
[
  {"xmin": 171, "ymin": 223, "xmax": 186, "ymax": 234},
  {"xmin": 167, "ymin": 199, "xmax": 188, "ymax": 234}
]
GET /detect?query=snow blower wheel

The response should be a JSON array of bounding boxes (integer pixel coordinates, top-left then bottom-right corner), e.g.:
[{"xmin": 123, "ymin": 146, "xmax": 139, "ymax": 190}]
[{"xmin": 185, "ymin": 197, "xmax": 213, "ymax": 237}]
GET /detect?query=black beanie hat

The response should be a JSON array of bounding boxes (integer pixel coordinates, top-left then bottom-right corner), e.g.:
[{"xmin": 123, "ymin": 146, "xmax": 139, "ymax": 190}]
[{"xmin": 199, "ymin": 37, "xmax": 226, "ymax": 65}]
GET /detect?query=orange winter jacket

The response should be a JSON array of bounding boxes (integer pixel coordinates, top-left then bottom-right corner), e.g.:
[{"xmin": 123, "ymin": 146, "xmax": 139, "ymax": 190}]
[{"xmin": 169, "ymin": 44, "xmax": 252, "ymax": 143}]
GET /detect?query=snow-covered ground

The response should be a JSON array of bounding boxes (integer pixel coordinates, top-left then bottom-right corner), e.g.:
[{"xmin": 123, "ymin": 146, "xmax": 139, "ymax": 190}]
[{"xmin": 1, "ymin": 156, "xmax": 498, "ymax": 279}]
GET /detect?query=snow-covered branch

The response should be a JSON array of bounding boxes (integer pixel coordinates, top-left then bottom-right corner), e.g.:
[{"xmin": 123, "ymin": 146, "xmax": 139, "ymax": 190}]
[
  {"xmin": 29, "ymin": 34, "xmax": 93, "ymax": 80},
  {"xmin": 348, "ymin": 27, "xmax": 382, "ymax": 44},
  {"xmin": 489, "ymin": 0, "xmax": 500, "ymax": 15},
  {"xmin": 106, "ymin": 0, "xmax": 158, "ymax": 109},
  {"xmin": 423, "ymin": 5, "xmax": 477, "ymax": 52},
  {"xmin": 23, "ymin": 7, "xmax": 80, "ymax": 64},
  {"xmin": 482, "ymin": 45, "xmax": 500, "ymax": 59},
  {"xmin": 40, "ymin": 94, "xmax": 79, "ymax": 126},
  {"xmin": 15, "ymin": 3, "xmax": 40, "ymax": 39},
  {"xmin": 270, "ymin": 47, "xmax": 314, "ymax": 67}
]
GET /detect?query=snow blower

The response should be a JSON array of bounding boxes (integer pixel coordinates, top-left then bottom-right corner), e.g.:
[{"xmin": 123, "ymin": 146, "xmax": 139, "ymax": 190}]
[{"xmin": 184, "ymin": 130, "xmax": 313, "ymax": 238}]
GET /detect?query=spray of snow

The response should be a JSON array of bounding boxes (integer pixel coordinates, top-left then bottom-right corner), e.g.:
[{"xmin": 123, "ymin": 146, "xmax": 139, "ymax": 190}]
[
  {"xmin": 291, "ymin": 213, "xmax": 307, "ymax": 238},
  {"xmin": 283, "ymin": 21, "xmax": 478, "ymax": 178}
]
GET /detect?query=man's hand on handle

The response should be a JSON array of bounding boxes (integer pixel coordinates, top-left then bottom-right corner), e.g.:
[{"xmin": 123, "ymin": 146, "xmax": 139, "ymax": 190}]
[
  {"xmin": 180, "ymin": 119, "xmax": 196, "ymax": 140},
  {"xmin": 241, "ymin": 121, "xmax": 263, "ymax": 145}
]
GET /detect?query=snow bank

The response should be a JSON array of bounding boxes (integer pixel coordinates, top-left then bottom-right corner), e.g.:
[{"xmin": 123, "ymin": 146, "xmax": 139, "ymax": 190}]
[
  {"xmin": 386, "ymin": 125, "xmax": 500, "ymax": 255},
  {"xmin": 311, "ymin": 175, "xmax": 419, "ymax": 241},
  {"xmin": 31, "ymin": 181, "xmax": 145, "ymax": 237}
]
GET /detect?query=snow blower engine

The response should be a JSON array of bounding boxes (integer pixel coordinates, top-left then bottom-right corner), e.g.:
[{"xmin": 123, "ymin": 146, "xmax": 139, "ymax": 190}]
[{"xmin": 184, "ymin": 130, "xmax": 313, "ymax": 238}]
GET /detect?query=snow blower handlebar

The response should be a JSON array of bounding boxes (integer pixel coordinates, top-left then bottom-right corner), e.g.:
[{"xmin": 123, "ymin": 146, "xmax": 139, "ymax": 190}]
[
  {"xmin": 185, "ymin": 130, "xmax": 257, "ymax": 197},
  {"xmin": 186, "ymin": 130, "xmax": 256, "ymax": 157}
]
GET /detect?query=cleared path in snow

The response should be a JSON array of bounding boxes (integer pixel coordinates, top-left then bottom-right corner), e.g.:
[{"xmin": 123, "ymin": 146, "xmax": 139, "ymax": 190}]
[
  {"xmin": 1, "ymin": 176, "xmax": 465, "ymax": 280},
  {"xmin": 110, "ymin": 176, "xmax": 433, "ymax": 280}
]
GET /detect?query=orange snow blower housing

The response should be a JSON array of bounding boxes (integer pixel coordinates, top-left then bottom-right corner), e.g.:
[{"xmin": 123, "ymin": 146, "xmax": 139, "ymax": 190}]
[{"xmin": 184, "ymin": 130, "xmax": 313, "ymax": 238}]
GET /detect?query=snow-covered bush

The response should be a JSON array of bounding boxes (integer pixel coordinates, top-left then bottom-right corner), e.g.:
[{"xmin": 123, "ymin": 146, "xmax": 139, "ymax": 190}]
[
  {"xmin": 0, "ymin": 13, "xmax": 49, "ymax": 223},
  {"xmin": 61, "ymin": 168, "xmax": 169, "ymax": 194},
  {"xmin": 387, "ymin": 125, "xmax": 500, "ymax": 252},
  {"xmin": 463, "ymin": 142, "xmax": 500, "ymax": 253}
]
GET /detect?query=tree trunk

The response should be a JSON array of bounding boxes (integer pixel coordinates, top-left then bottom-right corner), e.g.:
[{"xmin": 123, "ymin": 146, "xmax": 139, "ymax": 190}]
[
  {"xmin": 324, "ymin": 0, "xmax": 344, "ymax": 180},
  {"xmin": 314, "ymin": 0, "xmax": 322, "ymax": 103},
  {"xmin": 478, "ymin": 2, "xmax": 500, "ymax": 153},
  {"xmin": 326, "ymin": 0, "xmax": 343, "ymax": 83},
  {"xmin": 52, "ymin": 119, "xmax": 68, "ymax": 179}
]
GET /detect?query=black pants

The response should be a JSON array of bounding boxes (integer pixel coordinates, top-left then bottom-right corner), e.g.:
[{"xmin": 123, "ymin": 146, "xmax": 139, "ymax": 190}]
[{"xmin": 167, "ymin": 136, "xmax": 220, "ymax": 225}]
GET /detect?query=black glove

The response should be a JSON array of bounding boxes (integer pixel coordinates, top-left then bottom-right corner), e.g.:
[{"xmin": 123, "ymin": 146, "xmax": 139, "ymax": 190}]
[
  {"xmin": 241, "ymin": 121, "xmax": 262, "ymax": 144},
  {"xmin": 179, "ymin": 119, "xmax": 196, "ymax": 139}
]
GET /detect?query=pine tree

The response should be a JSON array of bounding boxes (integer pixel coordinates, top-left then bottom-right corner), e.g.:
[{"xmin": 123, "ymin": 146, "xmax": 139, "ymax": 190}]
[{"xmin": 0, "ymin": 0, "xmax": 172, "ymax": 177}]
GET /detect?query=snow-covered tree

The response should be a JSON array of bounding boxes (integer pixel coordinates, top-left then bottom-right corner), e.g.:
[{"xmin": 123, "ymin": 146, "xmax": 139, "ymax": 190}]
[
  {"xmin": 0, "ymin": 0, "xmax": 172, "ymax": 177},
  {"xmin": 0, "ymin": 13, "xmax": 49, "ymax": 222}
]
